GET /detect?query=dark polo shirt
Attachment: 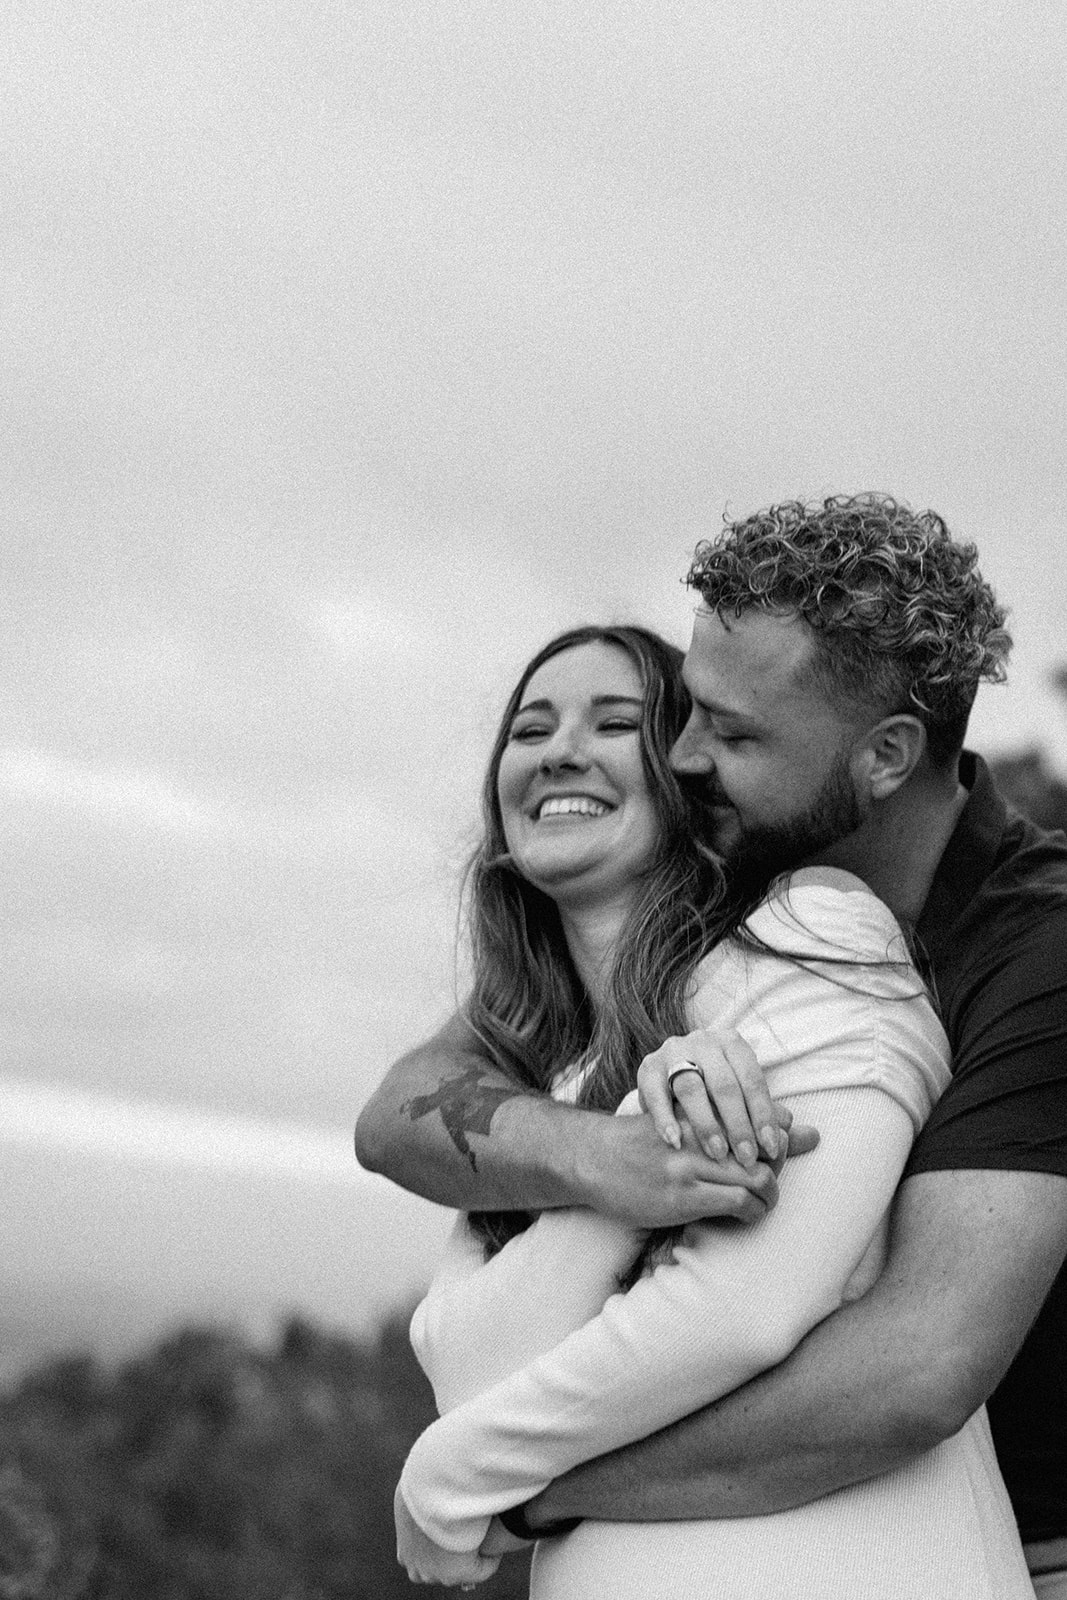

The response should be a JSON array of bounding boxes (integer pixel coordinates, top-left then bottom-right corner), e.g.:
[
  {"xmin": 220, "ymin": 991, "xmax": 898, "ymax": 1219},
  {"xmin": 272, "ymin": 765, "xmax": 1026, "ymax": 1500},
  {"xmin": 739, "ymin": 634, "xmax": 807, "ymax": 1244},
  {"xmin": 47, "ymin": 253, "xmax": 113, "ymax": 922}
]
[{"xmin": 907, "ymin": 751, "xmax": 1067, "ymax": 1542}]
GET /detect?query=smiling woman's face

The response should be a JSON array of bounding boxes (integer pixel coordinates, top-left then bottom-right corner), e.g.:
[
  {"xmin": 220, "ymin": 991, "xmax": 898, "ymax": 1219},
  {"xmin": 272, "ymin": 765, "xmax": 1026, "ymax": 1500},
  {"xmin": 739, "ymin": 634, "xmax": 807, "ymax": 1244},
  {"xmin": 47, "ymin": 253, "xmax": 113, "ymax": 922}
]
[{"xmin": 496, "ymin": 641, "xmax": 662, "ymax": 910}]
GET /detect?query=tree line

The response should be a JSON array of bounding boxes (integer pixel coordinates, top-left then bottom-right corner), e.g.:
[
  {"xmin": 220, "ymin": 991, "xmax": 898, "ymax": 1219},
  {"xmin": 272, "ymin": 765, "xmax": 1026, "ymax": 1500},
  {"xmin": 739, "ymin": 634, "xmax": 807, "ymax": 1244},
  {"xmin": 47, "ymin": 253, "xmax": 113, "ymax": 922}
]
[{"xmin": 0, "ymin": 1312, "xmax": 532, "ymax": 1599}]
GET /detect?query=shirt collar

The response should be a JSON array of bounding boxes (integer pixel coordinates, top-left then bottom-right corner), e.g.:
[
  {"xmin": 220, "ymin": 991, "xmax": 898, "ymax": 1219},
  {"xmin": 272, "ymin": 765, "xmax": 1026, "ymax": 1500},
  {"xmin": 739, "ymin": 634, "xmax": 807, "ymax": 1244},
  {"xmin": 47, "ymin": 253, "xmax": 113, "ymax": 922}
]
[{"xmin": 915, "ymin": 751, "xmax": 1008, "ymax": 955}]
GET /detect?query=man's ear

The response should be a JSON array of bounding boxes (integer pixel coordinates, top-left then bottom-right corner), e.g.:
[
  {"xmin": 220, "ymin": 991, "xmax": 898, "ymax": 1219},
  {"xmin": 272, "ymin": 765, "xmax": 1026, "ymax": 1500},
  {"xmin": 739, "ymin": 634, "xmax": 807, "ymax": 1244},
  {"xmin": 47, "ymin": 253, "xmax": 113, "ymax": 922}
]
[{"xmin": 855, "ymin": 715, "xmax": 927, "ymax": 800}]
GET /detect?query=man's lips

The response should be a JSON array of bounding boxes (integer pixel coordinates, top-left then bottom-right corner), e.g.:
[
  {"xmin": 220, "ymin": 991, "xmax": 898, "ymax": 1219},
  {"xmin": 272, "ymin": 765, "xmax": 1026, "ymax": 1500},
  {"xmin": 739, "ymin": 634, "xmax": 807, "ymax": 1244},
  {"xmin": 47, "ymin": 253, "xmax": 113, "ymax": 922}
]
[{"xmin": 682, "ymin": 785, "xmax": 732, "ymax": 815}]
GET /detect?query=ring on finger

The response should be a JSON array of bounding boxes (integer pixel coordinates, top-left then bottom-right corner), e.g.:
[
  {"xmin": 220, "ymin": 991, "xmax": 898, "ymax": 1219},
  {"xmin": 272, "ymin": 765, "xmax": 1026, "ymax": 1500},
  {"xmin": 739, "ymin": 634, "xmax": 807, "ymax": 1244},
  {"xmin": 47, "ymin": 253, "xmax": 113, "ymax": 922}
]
[{"xmin": 667, "ymin": 1063, "xmax": 703, "ymax": 1091}]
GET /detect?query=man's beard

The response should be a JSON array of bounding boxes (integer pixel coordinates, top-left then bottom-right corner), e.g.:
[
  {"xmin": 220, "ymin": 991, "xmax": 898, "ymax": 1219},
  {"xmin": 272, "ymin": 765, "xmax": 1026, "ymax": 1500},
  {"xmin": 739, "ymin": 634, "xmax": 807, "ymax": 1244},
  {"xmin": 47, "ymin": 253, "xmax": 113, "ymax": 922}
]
[{"xmin": 690, "ymin": 751, "xmax": 864, "ymax": 906}]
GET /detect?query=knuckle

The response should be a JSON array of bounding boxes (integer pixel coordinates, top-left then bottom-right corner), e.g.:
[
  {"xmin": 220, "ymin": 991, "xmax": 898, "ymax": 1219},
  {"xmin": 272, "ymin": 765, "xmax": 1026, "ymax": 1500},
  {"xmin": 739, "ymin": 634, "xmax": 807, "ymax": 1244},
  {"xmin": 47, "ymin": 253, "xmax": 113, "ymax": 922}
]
[{"xmin": 710, "ymin": 1080, "xmax": 743, "ymax": 1108}]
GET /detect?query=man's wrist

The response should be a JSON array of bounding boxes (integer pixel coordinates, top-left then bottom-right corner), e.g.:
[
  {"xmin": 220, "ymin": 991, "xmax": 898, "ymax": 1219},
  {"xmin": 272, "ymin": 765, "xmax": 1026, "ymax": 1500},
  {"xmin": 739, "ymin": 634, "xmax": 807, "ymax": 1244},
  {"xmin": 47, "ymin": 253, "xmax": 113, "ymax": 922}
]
[
  {"xmin": 497, "ymin": 1499, "xmax": 582, "ymax": 1542},
  {"xmin": 554, "ymin": 1103, "xmax": 619, "ymax": 1212}
]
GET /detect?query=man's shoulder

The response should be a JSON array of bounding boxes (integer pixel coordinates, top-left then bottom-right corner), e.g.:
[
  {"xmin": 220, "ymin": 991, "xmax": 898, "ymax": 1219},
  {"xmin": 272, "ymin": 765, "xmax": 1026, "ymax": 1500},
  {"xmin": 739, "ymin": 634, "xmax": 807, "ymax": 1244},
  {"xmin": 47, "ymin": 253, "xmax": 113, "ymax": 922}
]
[
  {"xmin": 954, "ymin": 754, "xmax": 1067, "ymax": 927},
  {"xmin": 924, "ymin": 783, "xmax": 1067, "ymax": 1021},
  {"xmin": 981, "ymin": 804, "xmax": 1067, "ymax": 927}
]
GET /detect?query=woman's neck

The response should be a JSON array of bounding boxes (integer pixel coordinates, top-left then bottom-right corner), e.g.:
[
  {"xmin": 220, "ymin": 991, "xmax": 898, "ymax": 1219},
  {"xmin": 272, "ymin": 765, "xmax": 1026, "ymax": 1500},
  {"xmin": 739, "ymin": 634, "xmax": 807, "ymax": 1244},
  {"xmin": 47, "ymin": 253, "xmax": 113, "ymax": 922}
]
[{"xmin": 557, "ymin": 895, "xmax": 635, "ymax": 1012}]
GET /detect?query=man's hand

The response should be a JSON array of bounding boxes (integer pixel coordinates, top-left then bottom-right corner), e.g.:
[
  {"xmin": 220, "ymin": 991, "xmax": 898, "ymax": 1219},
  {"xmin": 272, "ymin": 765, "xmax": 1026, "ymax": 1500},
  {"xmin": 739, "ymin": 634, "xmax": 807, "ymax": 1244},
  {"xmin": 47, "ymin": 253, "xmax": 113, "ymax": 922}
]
[
  {"xmin": 574, "ymin": 1107, "xmax": 780, "ymax": 1227},
  {"xmin": 637, "ymin": 1026, "xmax": 819, "ymax": 1169},
  {"xmin": 394, "ymin": 1485, "xmax": 500, "ymax": 1588},
  {"xmin": 479, "ymin": 1518, "xmax": 533, "ymax": 1557}
]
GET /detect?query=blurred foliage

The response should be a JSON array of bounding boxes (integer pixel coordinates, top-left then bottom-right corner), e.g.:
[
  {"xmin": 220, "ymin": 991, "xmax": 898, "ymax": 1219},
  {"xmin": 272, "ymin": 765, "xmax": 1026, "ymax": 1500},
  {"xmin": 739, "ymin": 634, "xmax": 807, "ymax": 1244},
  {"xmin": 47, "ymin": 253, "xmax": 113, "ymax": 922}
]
[
  {"xmin": 989, "ymin": 747, "xmax": 1067, "ymax": 834},
  {"xmin": 0, "ymin": 1314, "xmax": 532, "ymax": 1600}
]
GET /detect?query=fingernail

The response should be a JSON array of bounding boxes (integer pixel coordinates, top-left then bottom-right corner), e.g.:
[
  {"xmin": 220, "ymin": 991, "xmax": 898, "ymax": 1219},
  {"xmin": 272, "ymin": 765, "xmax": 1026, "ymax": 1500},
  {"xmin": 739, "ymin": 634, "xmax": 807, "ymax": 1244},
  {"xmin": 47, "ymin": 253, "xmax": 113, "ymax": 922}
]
[
  {"xmin": 708, "ymin": 1136, "xmax": 728, "ymax": 1162},
  {"xmin": 760, "ymin": 1125, "xmax": 780, "ymax": 1160},
  {"xmin": 737, "ymin": 1140, "xmax": 757, "ymax": 1168},
  {"xmin": 663, "ymin": 1124, "xmax": 681, "ymax": 1150}
]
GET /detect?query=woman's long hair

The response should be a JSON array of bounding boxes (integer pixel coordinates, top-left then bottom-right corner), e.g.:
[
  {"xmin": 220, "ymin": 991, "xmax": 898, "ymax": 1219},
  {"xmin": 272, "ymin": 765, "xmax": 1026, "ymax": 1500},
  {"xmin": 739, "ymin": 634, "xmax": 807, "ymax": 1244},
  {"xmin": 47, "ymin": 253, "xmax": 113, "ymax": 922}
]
[{"xmin": 463, "ymin": 624, "xmax": 743, "ymax": 1255}]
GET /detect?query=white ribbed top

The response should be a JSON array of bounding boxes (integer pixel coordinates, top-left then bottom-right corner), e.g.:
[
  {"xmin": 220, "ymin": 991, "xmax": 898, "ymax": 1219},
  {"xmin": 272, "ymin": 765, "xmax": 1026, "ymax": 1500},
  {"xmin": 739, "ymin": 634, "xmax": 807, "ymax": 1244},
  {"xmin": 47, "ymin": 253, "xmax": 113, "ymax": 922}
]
[{"xmin": 401, "ymin": 873, "xmax": 1031, "ymax": 1598}]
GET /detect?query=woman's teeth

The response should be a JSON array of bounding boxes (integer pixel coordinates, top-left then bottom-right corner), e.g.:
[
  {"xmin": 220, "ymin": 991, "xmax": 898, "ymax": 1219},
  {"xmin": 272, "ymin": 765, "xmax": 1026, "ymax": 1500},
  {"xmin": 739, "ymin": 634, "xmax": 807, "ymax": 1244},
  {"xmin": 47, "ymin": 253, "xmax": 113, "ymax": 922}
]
[{"xmin": 538, "ymin": 796, "xmax": 610, "ymax": 819}]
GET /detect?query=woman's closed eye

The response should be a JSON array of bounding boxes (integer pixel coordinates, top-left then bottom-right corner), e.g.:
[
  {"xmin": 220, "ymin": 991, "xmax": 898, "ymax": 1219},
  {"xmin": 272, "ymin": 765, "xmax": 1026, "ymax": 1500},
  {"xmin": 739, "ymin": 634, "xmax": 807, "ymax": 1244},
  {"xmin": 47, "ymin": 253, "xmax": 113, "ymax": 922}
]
[{"xmin": 509, "ymin": 720, "xmax": 553, "ymax": 742}]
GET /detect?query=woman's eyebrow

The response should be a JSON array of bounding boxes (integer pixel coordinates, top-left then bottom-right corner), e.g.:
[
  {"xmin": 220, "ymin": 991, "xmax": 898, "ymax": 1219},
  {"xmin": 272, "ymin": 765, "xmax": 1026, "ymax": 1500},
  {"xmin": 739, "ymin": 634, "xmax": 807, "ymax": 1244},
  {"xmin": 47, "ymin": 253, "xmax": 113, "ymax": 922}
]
[
  {"xmin": 513, "ymin": 698, "xmax": 555, "ymax": 715},
  {"xmin": 514, "ymin": 694, "xmax": 642, "ymax": 714}
]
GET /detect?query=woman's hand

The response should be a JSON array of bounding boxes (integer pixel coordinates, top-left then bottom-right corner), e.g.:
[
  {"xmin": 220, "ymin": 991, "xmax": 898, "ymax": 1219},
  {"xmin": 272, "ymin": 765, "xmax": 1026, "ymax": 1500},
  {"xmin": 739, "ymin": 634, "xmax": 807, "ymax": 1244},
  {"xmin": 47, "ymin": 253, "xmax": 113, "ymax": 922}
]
[
  {"xmin": 394, "ymin": 1484, "xmax": 501, "ymax": 1588},
  {"xmin": 637, "ymin": 1026, "xmax": 818, "ymax": 1170}
]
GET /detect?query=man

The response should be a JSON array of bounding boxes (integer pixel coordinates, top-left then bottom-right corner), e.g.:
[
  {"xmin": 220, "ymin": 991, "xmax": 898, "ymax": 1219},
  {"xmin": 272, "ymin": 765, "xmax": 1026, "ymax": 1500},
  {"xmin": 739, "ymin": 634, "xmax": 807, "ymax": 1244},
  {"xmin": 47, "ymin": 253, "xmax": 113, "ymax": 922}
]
[{"xmin": 357, "ymin": 495, "xmax": 1067, "ymax": 1594}]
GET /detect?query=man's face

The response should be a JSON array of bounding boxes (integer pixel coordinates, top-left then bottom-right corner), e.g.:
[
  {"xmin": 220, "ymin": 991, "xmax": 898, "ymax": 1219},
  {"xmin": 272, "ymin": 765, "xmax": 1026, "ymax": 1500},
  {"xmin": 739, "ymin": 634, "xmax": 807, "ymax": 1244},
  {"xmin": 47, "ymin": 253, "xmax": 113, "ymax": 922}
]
[{"xmin": 671, "ymin": 607, "xmax": 866, "ymax": 891}]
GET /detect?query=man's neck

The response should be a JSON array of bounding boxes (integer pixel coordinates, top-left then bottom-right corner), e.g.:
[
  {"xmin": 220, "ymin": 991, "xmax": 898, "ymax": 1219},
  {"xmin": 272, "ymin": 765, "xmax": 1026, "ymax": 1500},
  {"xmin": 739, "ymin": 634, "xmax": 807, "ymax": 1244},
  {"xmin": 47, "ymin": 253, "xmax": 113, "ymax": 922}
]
[{"xmin": 817, "ymin": 772, "xmax": 970, "ymax": 927}]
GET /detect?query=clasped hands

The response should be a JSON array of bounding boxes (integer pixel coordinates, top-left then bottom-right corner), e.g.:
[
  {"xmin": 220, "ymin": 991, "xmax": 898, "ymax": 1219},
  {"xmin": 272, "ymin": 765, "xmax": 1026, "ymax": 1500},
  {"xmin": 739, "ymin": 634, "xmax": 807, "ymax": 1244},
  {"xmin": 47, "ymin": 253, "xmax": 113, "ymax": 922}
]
[
  {"xmin": 584, "ymin": 1026, "xmax": 818, "ymax": 1231},
  {"xmin": 394, "ymin": 1485, "xmax": 528, "ymax": 1588},
  {"xmin": 637, "ymin": 1024, "xmax": 816, "ymax": 1176}
]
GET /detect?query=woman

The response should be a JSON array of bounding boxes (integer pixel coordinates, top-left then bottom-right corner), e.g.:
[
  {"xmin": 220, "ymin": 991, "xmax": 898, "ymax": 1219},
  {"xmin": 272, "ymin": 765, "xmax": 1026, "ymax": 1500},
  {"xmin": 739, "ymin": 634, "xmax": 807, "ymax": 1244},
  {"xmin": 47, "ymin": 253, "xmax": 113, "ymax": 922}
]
[{"xmin": 394, "ymin": 624, "xmax": 1032, "ymax": 1598}]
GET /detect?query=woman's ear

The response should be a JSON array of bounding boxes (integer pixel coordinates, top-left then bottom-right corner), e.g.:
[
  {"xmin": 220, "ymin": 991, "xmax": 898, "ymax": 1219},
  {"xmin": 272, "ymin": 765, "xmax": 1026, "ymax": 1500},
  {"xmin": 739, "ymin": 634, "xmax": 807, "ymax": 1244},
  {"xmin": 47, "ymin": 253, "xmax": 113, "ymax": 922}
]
[{"xmin": 856, "ymin": 715, "xmax": 927, "ymax": 801}]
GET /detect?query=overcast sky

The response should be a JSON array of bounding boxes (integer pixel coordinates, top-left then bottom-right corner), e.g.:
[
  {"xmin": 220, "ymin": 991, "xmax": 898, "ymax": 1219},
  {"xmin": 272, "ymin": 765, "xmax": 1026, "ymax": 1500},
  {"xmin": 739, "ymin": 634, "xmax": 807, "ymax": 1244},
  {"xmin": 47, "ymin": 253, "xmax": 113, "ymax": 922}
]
[{"xmin": 3, "ymin": 0, "xmax": 1065, "ymax": 1140}]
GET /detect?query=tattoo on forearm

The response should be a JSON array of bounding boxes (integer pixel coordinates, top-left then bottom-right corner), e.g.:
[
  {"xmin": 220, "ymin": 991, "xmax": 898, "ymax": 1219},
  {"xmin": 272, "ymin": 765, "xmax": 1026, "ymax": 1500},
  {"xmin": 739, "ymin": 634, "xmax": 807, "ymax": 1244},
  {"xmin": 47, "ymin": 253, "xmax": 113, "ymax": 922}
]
[{"xmin": 400, "ymin": 1066, "xmax": 525, "ymax": 1170}]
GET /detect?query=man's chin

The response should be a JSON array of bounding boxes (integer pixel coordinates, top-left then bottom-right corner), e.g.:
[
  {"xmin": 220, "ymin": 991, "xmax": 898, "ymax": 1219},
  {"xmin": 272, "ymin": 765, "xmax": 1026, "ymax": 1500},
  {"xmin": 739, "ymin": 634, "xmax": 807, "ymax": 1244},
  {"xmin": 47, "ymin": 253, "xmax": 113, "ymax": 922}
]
[{"xmin": 725, "ymin": 828, "xmax": 817, "ymax": 902}]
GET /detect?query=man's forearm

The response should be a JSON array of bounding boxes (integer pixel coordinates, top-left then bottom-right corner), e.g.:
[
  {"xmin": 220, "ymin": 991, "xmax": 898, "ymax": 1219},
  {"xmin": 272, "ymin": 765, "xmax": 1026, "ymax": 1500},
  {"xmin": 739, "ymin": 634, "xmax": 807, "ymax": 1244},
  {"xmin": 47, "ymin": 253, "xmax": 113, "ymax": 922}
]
[
  {"xmin": 356, "ymin": 1015, "xmax": 780, "ymax": 1226},
  {"xmin": 355, "ymin": 1013, "xmax": 589, "ymax": 1212},
  {"xmin": 527, "ymin": 1298, "xmax": 942, "ymax": 1527},
  {"xmin": 525, "ymin": 1167, "xmax": 1067, "ymax": 1528}
]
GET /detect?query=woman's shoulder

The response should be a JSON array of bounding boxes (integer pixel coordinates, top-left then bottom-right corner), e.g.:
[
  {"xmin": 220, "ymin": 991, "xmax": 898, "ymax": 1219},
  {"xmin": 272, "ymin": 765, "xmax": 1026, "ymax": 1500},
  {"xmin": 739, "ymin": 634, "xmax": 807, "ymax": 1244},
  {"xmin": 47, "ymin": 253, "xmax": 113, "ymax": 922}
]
[{"xmin": 742, "ymin": 867, "xmax": 909, "ymax": 965}]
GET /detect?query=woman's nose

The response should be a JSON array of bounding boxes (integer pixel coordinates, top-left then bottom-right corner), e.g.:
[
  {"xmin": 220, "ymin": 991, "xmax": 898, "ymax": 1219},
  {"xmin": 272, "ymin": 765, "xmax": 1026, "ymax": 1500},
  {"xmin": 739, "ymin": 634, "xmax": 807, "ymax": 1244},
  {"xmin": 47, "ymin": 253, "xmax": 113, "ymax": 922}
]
[{"xmin": 538, "ymin": 724, "xmax": 589, "ymax": 772}]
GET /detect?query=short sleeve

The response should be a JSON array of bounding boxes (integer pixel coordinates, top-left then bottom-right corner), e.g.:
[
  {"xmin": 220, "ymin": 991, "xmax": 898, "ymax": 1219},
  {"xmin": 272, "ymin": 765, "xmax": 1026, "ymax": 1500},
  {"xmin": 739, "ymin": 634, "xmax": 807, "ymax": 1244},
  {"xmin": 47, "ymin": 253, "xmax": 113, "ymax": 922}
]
[{"xmin": 907, "ymin": 901, "xmax": 1067, "ymax": 1177}]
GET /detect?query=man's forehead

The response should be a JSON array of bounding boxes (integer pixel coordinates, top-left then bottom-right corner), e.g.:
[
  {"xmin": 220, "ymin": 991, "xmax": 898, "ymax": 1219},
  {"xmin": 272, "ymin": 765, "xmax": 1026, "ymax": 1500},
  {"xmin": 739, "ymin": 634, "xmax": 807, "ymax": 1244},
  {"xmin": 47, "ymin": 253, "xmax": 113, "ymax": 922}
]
[{"xmin": 685, "ymin": 605, "xmax": 817, "ymax": 689}]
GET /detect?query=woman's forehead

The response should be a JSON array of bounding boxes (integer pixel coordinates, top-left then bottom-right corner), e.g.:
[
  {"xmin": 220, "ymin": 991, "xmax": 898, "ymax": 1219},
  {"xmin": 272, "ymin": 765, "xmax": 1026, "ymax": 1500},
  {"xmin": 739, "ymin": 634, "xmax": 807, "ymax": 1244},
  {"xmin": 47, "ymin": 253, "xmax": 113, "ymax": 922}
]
[{"xmin": 519, "ymin": 641, "xmax": 644, "ymax": 707}]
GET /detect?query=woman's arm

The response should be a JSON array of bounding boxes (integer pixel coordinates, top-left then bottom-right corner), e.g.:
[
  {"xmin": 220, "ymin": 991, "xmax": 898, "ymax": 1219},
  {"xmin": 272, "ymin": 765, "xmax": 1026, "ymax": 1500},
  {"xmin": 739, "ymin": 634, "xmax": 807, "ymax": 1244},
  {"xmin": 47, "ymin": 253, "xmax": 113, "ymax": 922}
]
[
  {"xmin": 400, "ymin": 1083, "xmax": 914, "ymax": 1552},
  {"xmin": 413, "ymin": 1091, "xmax": 771, "ymax": 1412},
  {"xmin": 412, "ymin": 1199, "xmax": 646, "ymax": 1414}
]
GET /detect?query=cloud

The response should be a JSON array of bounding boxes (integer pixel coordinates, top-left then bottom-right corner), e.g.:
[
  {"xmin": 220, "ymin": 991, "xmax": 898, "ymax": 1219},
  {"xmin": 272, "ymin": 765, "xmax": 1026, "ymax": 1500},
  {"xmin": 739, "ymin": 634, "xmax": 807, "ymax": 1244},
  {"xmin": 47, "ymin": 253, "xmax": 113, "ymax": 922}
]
[
  {"xmin": 0, "ymin": 747, "xmax": 221, "ymax": 833},
  {"xmin": 0, "ymin": 1076, "xmax": 363, "ymax": 1182},
  {"xmin": 0, "ymin": 0, "xmax": 1063, "ymax": 1162},
  {"xmin": 0, "ymin": 743, "xmax": 433, "ymax": 865},
  {"xmin": 309, "ymin": 591, "xmax": 447, "ymax": 672}
]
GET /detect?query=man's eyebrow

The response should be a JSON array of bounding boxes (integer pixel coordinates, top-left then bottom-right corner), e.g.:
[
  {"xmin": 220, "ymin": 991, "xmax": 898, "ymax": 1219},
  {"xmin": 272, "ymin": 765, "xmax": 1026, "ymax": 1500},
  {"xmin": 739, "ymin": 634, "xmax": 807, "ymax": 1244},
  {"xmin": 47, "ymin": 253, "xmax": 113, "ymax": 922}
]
[{"xmin": 682, "ymin": 683, "xmax": 758, "ymax": 726}]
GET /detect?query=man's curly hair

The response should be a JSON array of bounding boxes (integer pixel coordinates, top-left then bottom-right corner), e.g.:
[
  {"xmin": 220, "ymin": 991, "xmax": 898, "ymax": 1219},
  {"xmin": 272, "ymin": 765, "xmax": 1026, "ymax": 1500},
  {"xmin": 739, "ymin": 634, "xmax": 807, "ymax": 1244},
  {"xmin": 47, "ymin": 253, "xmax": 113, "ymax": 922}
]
[{"xmin": 687, "ymin": 494, "xmax": 1012, "ymax": 766}]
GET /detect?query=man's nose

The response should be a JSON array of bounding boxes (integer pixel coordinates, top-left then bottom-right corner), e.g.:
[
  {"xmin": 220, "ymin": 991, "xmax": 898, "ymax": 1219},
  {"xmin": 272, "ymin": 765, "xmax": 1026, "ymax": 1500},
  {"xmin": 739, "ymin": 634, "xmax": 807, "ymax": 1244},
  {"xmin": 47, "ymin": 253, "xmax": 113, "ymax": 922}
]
[{"xmin": 669, "ymin": 719, "xmax": 713, "ymax": 775}]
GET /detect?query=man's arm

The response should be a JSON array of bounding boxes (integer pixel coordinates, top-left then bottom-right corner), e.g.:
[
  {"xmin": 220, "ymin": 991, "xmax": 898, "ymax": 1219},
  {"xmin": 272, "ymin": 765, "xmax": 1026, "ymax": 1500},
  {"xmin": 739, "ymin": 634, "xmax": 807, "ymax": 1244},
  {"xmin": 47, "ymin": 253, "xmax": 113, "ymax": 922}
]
[
  {"xmin": 519, "ymin": 1166, "xmax": 1067, "ymax": 1526},
  {"xmin": 354, "ymin": 1012, "xmax": 780, "ymax": 1227}
]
